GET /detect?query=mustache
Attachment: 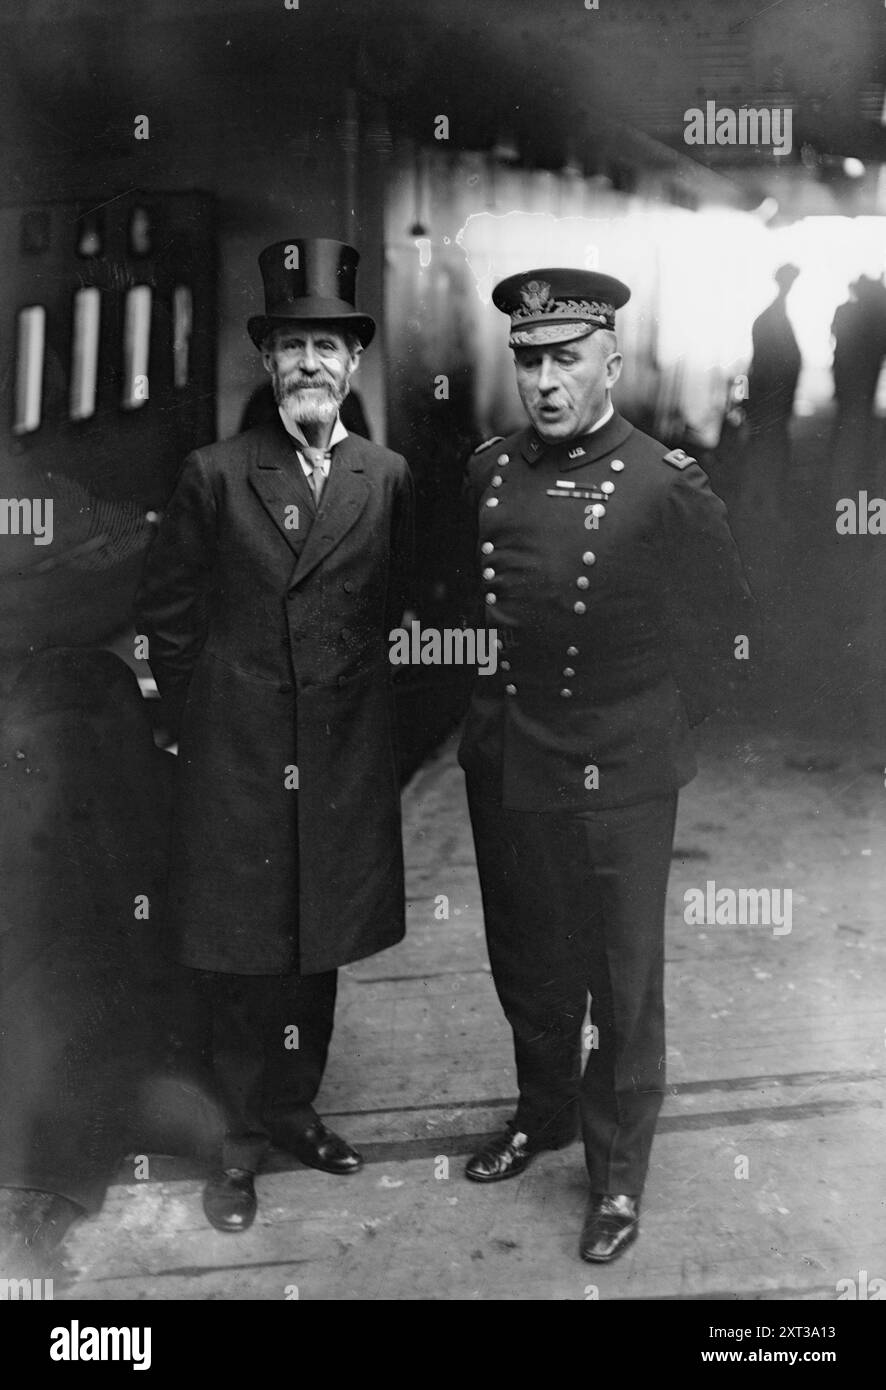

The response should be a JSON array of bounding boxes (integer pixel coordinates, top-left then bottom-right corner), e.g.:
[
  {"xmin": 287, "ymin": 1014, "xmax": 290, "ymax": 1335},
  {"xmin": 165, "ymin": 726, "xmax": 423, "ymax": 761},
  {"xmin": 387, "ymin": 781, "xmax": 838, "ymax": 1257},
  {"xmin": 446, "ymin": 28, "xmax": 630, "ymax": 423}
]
[{"xmin": 281, "ymin": 377, "xmax": 338, "ymax": 394}]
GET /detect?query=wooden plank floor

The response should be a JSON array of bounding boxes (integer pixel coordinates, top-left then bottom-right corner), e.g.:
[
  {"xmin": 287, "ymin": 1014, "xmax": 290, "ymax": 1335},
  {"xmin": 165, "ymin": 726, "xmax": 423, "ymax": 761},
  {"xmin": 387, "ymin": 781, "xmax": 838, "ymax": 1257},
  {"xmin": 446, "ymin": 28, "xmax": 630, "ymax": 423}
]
[{"xmin": 55, "ymin": 721, "xmax": 886, "ymax": 1300}]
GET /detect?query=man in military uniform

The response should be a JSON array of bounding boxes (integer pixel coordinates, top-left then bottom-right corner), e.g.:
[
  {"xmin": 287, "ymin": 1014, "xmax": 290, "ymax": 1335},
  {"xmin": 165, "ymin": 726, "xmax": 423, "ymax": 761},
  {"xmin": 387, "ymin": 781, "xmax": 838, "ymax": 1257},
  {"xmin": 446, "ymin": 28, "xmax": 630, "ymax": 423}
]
[{"xmin": 459, "ymin": 268, "xmax": 755, "ymax": 1262}]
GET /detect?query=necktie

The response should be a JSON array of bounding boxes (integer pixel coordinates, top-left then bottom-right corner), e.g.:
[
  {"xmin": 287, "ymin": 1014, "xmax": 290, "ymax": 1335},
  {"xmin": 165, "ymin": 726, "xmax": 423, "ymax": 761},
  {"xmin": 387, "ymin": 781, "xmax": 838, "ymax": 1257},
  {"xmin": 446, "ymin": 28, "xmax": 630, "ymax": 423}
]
[{"xmin": 302, "ymin": 447, "xmax": 330, "ymax": 504}]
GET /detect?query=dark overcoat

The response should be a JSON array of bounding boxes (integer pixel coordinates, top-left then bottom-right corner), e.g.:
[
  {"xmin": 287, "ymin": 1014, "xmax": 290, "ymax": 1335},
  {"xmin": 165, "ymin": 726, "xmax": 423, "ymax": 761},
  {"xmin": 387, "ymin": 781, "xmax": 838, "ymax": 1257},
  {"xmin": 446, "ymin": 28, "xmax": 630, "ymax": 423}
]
[
  {"xmin": 134, "ymin": 417, "xmax": 414, "ymax": 975},
  {"xmin": 458, "ymin": 409, "xmax": 756, "ymax": 811}
]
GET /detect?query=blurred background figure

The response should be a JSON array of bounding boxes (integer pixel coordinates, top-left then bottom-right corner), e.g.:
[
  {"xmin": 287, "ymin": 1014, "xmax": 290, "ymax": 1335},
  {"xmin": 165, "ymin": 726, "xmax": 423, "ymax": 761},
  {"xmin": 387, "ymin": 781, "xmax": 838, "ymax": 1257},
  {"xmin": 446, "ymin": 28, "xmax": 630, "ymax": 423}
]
[
  {"xmin": 746, "ymin": 264, "xmax": 801, "ymax": 516},
  {"xmin": 832, "ymin": 275, "xmax": 886, "ymax": 422},
  {"xmin": 831, "ymin": 275, "xmax": 886, "ymax": 490}
]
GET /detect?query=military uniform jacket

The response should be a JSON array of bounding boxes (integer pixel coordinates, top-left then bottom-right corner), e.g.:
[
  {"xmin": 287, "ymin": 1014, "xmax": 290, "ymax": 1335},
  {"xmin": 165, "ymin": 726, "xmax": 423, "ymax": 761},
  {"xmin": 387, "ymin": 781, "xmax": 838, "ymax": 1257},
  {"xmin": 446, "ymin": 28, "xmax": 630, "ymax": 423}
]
[
  {"xmin": 134, "ymin": 418, "xmax": 414, "ymax": 975},
  {"xmin": 458, "ymin": 409, "xmax": 755, "ymax": 812}
]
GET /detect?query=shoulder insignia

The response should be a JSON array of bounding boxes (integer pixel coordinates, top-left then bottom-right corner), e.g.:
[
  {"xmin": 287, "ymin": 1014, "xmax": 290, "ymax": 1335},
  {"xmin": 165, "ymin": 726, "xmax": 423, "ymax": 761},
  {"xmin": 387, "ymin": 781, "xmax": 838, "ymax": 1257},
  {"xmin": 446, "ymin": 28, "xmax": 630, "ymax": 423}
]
[
  {"xmin": 663, "ymin": 448, "xmax": 696, "ymax": 469},
  {"xmin": 474, "ymin": 435, "xmax": 505, "ymax": 455}
]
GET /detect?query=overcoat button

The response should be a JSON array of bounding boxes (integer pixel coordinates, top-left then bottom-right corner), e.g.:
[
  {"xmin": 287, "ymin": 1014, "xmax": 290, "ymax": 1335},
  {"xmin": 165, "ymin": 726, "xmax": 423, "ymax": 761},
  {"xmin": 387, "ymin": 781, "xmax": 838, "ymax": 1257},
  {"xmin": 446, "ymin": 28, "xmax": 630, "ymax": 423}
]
[
  {"xmin": 601, "ymin": 481, "xmax": 615, "ymax": 495},
  {"xmin": 486, "ymin": 497, "xmax": 499, "ymax": 508},
  {"xmin": 343, "ymin": 580, "xmax": 354, "ymax": 592},
  {"xmin": 501, "ymin": 660, "xmax": 511, "ymax": 671},
  {"xmin": 481, "ymin": 541, "xmax": 495, "ymax": 554},
  {"xmin": 576, "ymin": 576, "xmax": 590, "ymax": 589},
  {"xmin": 486, "ymin": 593, "xmax": 497, "ymax": 604},
  {"xmin": 611, "ymin": 459, "xmax": 625, "ymax": 472},
  {"xmin": 567, "ymin": 645, "xmax": 579, "ymax": 656},
  {"xmin": 497, "ymin": 454, "xmax": 509, "ymax": 465},
  {"xmin": 563, "ymin": 667, "xmax": 575, "ymax": 678},
  {"xmin": 482, "ymin": 567, "xmax": 495, "ymax": 580},
  {"xmin": 582, "ymin": 551, "xmax": 596, "ymax": 565},
  {"xmin": 505, "ymin": 683, "xmax": 517, "ymax": 695},
  {"xmin": 560, "ymin": 688, "xmax": 573, "ymax": 698},
  {"xmin": 491, "ymin": 475, "xmax": 503, "ymax": 487},
  {"xmin": 574, "ymin": 601, "xmax": 587, "ymax": 614}
]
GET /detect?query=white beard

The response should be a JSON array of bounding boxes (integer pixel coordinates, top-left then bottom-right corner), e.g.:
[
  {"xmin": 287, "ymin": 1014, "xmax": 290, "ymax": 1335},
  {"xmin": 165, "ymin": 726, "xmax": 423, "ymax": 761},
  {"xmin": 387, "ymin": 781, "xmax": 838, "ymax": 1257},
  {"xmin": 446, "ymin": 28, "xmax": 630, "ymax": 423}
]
[
  {"xmin": 273, "ymin": 365, "xmax": 350, "ymax": 426},
  {"xmin": 279, "ymin": 388, "xmax": 341, "ymax": 425}
]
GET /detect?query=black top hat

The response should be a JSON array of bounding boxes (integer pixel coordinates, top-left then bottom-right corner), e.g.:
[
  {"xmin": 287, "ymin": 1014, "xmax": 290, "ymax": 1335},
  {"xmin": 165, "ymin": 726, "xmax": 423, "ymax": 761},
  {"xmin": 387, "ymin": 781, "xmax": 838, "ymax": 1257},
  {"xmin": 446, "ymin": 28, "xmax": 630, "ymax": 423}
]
[{"xmin": 248, "ymin": 238, "xmax": 376, "ymax": 349}]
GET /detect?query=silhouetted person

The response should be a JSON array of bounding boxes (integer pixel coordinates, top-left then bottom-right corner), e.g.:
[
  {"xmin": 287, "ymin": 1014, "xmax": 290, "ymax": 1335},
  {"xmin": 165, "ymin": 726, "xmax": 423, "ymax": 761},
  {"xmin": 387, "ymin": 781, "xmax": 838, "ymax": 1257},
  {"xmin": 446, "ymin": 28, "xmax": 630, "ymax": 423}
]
[
  {"xmin": 832, "ymin": 275, "xmax": 886, "ymax": 421},
  {"xmin": 239, "ymin": 379, "xmax": 371, "ymax": 439},
  {"xmin": 747, "ymin": 264, "xmax": 801, "ymax": 447},
  {"xmin": 831, "ymin": 275, "xmax": 886, "ymax": 490},
  {"xmin": 745, "ymin": 265, "xmax": 801, "ymax": 516}
]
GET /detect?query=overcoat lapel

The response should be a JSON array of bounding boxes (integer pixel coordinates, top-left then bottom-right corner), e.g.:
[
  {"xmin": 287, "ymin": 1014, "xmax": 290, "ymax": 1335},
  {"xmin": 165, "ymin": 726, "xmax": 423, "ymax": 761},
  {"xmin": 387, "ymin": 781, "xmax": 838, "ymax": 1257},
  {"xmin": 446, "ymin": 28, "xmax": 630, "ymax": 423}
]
[
  {"xmin": 288, "ymin": 434, "xmax": 370, "ymax": 589},
  {"xmin": 248, "ymin": 421, "xmax": 316, "ymax": 559}
]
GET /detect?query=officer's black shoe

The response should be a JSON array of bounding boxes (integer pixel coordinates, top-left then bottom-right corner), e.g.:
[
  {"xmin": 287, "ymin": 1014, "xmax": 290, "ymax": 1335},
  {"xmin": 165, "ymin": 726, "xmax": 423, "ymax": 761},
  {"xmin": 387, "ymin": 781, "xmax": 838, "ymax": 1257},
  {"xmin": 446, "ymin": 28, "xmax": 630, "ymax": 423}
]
[
  {"xmin": 202, "ymin": 1168, "xmax": 257, "ymax": 1233},
  {"xmin": 579, "ymin": 1193, "xmax": 639, "ymax": 1263},
  {"xmin": 273, "ymin": 1120, "xmax": 364, "ymax": 1175}
]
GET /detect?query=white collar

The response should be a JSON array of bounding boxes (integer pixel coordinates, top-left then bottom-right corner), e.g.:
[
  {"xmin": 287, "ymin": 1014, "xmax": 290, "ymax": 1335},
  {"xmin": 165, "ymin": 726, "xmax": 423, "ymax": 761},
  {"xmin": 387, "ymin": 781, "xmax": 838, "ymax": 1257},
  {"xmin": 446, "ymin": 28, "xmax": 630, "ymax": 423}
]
[
  {"xmin": 277, "ymin": 407, "xmax": 349, "ymax": 451},
  {"xmin": 588, "ymin": 400, "xmax": 614, "ymax": 434}
]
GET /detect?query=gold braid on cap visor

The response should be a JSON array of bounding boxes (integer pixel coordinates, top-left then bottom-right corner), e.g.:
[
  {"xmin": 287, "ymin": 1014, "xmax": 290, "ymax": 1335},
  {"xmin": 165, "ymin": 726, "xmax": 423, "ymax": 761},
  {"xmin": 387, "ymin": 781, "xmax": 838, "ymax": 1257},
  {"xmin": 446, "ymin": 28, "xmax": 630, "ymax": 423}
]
[
  {"xmin": 510, "ymin": 296, "xmax": 616, "ymax": 326},
  {"xmin": 509, "ymin": 322, "xmax": 600, "ymax": 346}
]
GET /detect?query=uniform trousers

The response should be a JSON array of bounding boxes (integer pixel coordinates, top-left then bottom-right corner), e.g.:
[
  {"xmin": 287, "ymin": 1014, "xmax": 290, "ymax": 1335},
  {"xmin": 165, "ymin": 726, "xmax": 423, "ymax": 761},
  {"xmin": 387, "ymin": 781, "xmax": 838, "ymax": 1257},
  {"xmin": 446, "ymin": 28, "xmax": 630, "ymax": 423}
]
[
  {"xmin": 195, "ymin": 969, "xmax": 338, "ymax": 1172},
  {"xmin": 467, "ymin": 783, "xmax": 678, "ymax": 1195}
]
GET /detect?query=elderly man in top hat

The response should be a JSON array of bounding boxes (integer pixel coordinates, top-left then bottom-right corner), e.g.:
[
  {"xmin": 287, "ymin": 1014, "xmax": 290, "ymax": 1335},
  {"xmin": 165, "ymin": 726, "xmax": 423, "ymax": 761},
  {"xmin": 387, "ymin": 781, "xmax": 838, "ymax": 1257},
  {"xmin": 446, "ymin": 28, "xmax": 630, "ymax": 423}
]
[
  {"xmin": 459, "ymin": 269, "xmax": 755, "ymax": 1261},
  {"xmin": 135, "ymin": 238, "xmax": 413, "ymax": 1232}
]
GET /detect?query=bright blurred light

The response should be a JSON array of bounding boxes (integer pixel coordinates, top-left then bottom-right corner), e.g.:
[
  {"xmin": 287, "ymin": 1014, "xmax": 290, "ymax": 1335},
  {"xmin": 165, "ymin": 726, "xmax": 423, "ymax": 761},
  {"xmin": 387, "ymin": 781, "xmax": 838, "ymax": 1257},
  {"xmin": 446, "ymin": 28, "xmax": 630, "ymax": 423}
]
[
  {"xmin": 770, "ymin": 215, "xmax": 886, "ymax": 412},
  {"xmin": 843, "ymin": 157, "xmax": 866, "ymax": 179},
  {"xmin": 456, "ymin": 205, "xmax": 767, "ymax": 445},
  {"xmin": 388, "ymin": 150, "xmax": 886, "ymax": 444},
  {"xmin": 457, "ymin": 208, "xmax": 886, "ymax": 424}
]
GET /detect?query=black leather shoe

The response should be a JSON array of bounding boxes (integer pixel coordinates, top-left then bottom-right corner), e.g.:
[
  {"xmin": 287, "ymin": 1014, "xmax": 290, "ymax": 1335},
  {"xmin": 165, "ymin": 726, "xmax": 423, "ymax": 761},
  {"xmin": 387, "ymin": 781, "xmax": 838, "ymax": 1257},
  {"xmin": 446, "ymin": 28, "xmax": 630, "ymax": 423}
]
[
  {"xmin": 275, "ymin": 1120, "xmax": 364, "ymax": 1175},
  {"xmin": 579, "ymin": 1193, "xmax": 639, "ymax": 1262},
  {"xmin": 202, "ymin": 1168, "xmax": 257, "ymax": 1233},
  {"xmin": 465, "ymin": 1127, "xmax": 532, "ymax": 1182}
]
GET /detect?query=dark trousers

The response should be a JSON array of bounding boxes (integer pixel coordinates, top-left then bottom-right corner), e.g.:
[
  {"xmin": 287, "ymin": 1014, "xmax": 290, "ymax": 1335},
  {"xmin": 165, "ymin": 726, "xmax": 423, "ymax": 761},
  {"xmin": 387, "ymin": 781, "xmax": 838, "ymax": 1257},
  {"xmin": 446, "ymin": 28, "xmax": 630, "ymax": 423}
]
[
  {"xmin": 467, "ymin": 784, "xmax": 678, "ymax": 1196},
  {"xmin": 195, "ymin": 969, "xmax": 338, "ymax": 1172}
]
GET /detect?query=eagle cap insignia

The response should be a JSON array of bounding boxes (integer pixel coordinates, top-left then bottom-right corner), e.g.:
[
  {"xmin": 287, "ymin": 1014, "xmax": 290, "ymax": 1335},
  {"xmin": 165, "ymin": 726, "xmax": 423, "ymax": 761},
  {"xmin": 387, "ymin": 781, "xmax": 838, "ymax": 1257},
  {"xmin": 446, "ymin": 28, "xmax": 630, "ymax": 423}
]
[{"xmin": 520, "ymin": 279, "xmax": 552, "ymax": 314}]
